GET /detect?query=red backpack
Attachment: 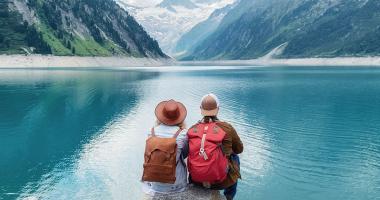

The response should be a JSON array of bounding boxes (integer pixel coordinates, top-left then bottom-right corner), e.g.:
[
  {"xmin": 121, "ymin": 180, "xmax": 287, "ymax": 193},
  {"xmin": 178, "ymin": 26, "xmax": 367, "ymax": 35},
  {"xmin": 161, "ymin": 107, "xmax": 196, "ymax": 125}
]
[{"xmin": 187, "ymin": 122, "xmax": 229, "ymax": 184}]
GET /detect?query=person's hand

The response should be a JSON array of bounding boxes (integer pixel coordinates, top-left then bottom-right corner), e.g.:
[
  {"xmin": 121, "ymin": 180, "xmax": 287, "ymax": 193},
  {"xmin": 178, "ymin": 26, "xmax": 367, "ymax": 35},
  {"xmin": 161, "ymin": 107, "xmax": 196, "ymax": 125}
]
[
  {"xmin": 202, "ymin": 182, "xmax": 211, "ymax": 188},
  {"xmin": 179, "ymin": 122, "xmax": 187, "ymax": 130}
]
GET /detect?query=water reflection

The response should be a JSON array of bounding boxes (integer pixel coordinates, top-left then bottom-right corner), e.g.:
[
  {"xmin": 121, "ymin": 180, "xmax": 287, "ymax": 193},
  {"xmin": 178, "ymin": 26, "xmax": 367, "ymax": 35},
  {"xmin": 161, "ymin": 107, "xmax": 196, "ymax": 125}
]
[
  {"xmin": 0, "ymin": 67, "xmax": 380, "ymax": 200},
  {"xmin": 0, "ymin": 70, "xmax": 159, "ymax": 199}
]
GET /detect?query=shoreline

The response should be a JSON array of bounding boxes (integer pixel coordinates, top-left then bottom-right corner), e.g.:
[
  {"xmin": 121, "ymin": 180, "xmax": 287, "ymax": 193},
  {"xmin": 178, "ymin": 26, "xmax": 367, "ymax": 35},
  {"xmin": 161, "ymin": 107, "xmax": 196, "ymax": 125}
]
[
  {"xmin": 179, "ymin": 57, "xmax": 380, "ymax": 67},
  {"xmin": 0, "ymin": 55, "xmax": 173, "ymax": 68},
  {"xmin": 1, "ymin": 55, "xmax": 380, "ymax": 68}
]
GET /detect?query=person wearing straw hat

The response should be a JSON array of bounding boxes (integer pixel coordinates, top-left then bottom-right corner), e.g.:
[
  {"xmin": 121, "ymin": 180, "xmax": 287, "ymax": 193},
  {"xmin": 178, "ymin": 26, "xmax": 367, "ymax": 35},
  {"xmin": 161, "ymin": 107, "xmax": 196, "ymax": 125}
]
[
  {"xmin": 187, "ymin": 94, "xmax": 244, "ymax": 200},
  {"xmin": 142, "ymin": 99, "xmax": 189, "ymax": 199}
]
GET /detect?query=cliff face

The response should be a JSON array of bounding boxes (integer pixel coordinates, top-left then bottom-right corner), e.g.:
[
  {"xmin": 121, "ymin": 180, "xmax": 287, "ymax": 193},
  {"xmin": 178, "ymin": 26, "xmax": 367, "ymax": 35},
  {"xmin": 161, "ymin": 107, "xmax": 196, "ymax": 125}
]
[
  {"xmin": 182, "ymin": 0, "xmax": 380, "ymax": 60},
  {"xmin": 174, "ymin": 2, "xmax": 236, "ymax": 57},
  {"xmin": 0, "ymin": 0, "xmax": 167, "ymax": 57},
  {"xmin": 116, "ymin": 0, "xmax": 235, "ymax": 55}
]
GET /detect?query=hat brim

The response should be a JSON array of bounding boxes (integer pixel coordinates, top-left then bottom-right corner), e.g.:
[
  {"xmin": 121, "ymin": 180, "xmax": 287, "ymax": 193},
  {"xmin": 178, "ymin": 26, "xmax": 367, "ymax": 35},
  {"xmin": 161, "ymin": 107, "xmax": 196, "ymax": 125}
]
[
  {"xmin": 201, "ymin": 108, "xmax": 218, "ymax": 117},
  {"xmin": 155, "ymin": 101, "xmax": 187, "ymax": 126}
]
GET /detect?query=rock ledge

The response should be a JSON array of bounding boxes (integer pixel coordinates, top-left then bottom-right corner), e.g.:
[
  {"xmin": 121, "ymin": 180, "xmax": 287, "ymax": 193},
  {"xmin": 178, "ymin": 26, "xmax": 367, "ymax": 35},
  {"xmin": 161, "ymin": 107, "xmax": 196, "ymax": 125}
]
[{"xmin": 143, "ymin": 185, "xmax": 226, "ymax": 200}]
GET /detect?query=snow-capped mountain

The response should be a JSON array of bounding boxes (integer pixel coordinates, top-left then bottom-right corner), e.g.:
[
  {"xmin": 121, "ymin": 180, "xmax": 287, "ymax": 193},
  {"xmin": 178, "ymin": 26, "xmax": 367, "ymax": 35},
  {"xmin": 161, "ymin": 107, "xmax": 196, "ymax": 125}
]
[
  {"xmin": 116, "ymin": 0, "xmax": 236, "ymax": 55},
  {"xmin": 175, "ymin": 2, "xmax": 237, "ymax": 57},
  {"xmin": 158, "ymin": 0, "xmax": 198, "ymax": 10}
]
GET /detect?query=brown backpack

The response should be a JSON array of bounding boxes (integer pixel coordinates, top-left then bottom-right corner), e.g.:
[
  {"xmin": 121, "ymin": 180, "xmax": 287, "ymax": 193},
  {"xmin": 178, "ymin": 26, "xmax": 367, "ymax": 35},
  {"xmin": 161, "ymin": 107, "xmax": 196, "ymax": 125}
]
[{"xmin": 142, "ymin": 127, "xmax": 182, "ymax": 184}]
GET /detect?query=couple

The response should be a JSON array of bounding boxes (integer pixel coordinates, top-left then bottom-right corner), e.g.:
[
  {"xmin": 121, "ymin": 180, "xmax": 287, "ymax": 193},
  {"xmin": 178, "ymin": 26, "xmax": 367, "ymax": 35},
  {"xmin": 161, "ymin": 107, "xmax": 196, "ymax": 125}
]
[{"xmin": 142, "ymin": 94, "xmax": 244, "ymax": 200}]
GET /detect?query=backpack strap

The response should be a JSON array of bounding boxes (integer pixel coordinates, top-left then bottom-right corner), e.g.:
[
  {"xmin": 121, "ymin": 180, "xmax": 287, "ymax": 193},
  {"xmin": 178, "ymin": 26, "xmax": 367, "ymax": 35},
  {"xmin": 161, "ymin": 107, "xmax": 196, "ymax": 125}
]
[
  {"xmin": 151, "ymin": 127, "xmax": 155, "ymax": 137},
  {"xmin": 177, "ymin": 151, "xmax": 186, "ymax": 167},
  {"xmin": 173, "ymin": 128, "xmax": 183, "ymax": 138},
  {"xmin": 199, "ymin": 125, "xmax": 209, "ymax": 160}
]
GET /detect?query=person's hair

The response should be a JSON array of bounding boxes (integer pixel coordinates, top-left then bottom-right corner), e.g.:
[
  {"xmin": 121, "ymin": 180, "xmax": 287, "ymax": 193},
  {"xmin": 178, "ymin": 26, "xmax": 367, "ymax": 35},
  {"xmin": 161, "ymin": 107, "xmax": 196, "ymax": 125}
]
[
  {"xmin": 178, "ymin": 121, "xmax": 186, "ymax": 129},
  {"xmin": 155, "ymin": 119, "xmax": 162, "ymax": 127},
  {"xmin": 203, "ymin": 116, "xmax": 219, "ymax": 123},
  {"xmin": 155, "ymin": 119, "xmax": 186, "ymax": 129}
]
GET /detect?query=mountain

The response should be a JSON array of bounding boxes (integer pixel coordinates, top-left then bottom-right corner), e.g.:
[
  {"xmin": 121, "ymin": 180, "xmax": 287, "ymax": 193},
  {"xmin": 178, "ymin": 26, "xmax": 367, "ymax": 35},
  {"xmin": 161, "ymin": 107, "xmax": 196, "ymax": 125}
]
[
  {"xmin": 183, "ymin": 0, "xmax": 380, "ymax": 60},
  {"xmin": 174, "ymin": 2, "xmax": 236, "ymax": 56},
  {"xmin": 117, "ymin": 0, "xmax": 235, "ymax": 55},
  {"xmin": 158, "ymin": 0, "xmax": 198, "ymax": 10},
  {"xmin": 0, "ymin": 0, "xmax": 166, "ymax": 57},
  {"xmin": 0, "ymin": 0, "xmax": 49, "ymax": 54},
  {"xmin": 193, "ymin": 0, "xmax": 222, "ymax": 4}
]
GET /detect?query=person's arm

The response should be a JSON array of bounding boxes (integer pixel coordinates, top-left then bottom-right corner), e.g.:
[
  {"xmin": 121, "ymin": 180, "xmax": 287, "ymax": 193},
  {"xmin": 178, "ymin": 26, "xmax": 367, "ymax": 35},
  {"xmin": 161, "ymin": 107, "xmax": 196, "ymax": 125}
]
[
  {"xmin": 218, "ymin": 122, "xmax": 244, "ymax": 154},
  {"xmin": 177, "ymin": 129, "xmax": 189, "ymax": 158},
  {"xmin": 229, "ymin": 124, "xmax": 244, "ymax": 154},
  {"xmin": 181, "ymin": 131, "xmax": 189, "ymax": 158},
  {"xmin": 221, "ymin": 131, "xmax": 233, "ymax": 157}
]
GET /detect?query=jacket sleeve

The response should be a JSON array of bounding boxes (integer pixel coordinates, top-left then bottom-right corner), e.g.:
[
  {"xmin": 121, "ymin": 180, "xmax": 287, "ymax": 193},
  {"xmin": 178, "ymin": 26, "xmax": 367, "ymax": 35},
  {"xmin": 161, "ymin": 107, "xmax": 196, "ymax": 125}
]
[
  {"xmin": 230, "ymin": 124, "xmax": 244, "ymax": 154},
  {"xmin": 221, "ymin": 131, "xmax": 233, "ymax": 157},
  {"xmin": 218, "ymin": 122, "xmax": 244, "ymax": 155}
]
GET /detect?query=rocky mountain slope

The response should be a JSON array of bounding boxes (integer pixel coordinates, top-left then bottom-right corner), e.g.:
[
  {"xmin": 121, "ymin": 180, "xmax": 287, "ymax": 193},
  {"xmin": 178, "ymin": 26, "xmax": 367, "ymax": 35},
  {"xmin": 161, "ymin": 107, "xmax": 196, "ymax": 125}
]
[
  {"xmin": 175, "ymin": 2, "xmax": 237, "ymax": 56},
  {"xmin": 117, "ymin": 0, "xmax": 235, "ymax": 55},
  {"xmin": 0, "ymin": 0, "xmax": 166, "ymax": 57},
  {"xmin": 158, "ymin": 0, "xmax": 198, "ymax": 10},
  {"xmin": 182, "ymin": 0, "xmax": 380, "ymax": 60}
]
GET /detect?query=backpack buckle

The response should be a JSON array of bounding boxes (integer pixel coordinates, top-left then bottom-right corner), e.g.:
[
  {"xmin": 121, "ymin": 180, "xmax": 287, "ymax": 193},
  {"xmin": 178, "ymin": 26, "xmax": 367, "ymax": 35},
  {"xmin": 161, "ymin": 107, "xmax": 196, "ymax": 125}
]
[
  {"xmin": 199, "ymin": 148, "xmax": 208, "ymax": 160},
  {"xmin": 213, "ymin": 126, "xmax": 219, "ymax": 134}
]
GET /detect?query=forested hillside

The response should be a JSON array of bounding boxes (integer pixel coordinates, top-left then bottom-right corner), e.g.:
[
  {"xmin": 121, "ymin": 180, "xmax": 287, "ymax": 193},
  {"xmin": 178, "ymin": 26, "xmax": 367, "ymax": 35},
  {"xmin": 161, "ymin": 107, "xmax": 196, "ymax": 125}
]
[
  {"xmin": 182, "ymin": 0, "xmax": 380, "ymax": 60},
  {"xmin": 0, "ymin": 0, "xmax": 166, "ymax": 57},
  {"xmin": 0, "ymin": 0, "xmax": 51, "ymax": 54}
]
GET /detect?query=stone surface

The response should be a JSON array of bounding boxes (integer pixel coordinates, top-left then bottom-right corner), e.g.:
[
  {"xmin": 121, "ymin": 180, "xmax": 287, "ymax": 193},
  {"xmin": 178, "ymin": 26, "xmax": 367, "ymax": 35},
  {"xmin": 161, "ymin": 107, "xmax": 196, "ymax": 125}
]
[{"xmin": 143, "ymin": 185, "xmax": 226, "ymax": 200}]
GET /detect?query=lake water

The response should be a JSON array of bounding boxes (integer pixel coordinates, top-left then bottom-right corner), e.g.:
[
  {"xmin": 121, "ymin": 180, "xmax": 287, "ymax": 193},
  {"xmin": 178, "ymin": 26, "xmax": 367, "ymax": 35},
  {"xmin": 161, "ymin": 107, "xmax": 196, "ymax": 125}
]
[{"xmin": 0, "ymin": 66, "xmax": 380, "ymax": 200}]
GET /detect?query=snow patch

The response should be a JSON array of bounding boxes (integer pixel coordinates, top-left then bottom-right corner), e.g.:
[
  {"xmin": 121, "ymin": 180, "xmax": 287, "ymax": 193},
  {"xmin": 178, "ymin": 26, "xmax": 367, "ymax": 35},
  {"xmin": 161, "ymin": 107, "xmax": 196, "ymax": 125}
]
[{"xmin": 116, "ymin": 0, "xmax": 236, "ymax": 55}]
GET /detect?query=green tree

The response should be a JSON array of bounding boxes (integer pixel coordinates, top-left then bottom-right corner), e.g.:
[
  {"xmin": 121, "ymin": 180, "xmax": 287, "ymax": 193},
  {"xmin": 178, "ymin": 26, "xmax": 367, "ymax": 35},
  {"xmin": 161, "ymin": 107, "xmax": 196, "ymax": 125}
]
[
  {"xmin": 25, "ymin": 26, "xmax": 52, "ymax": 54},
  {"xmin": 67, "ymin": 40, "xmax": 71, "ymax": 49}
]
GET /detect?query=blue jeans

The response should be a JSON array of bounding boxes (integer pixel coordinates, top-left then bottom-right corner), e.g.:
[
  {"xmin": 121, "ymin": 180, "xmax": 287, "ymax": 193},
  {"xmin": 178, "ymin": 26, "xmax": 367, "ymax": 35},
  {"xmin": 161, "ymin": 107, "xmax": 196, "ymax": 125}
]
[{"xmin": 224, "ymin": 154, "xmax": 240, "ymax": 199}]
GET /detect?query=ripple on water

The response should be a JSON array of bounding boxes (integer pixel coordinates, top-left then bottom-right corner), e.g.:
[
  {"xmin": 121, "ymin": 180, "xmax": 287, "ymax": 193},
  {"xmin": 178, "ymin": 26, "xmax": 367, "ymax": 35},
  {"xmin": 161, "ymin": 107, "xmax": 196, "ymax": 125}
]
[{"xmin": 2, "ymin": 67, "xmax": 380, "ymax": 200}]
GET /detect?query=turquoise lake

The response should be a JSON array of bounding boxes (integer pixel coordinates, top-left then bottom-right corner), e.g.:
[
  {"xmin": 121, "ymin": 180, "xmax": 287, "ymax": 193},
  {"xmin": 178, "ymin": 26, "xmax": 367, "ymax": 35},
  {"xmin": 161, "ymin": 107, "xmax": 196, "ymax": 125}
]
[{"xmin": 0, "ymin": 66, "xmax": 380, "ymax": 200}]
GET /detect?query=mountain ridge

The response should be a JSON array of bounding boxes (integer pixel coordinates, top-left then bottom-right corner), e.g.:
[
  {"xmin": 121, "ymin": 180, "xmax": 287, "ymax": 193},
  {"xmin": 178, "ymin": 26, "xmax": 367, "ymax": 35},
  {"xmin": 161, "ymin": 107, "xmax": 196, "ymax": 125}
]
[
  {"xmin": 182, "ymin": 0, "xmax": 380, "ymax": 60},
  {"xmin": 175, "ymin": 2, "xmax": 237, "ymax": 56},
  {"xmin": 0, "ymin": 0, "xmax": 167, "ymax": 58},
  {"xmin": 158, "ymin": 0, "xmax": 198, "ymax": 10},
  {"xmin": 117, "ymin": 0, "xmax": 235, "ymax": 55}
]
